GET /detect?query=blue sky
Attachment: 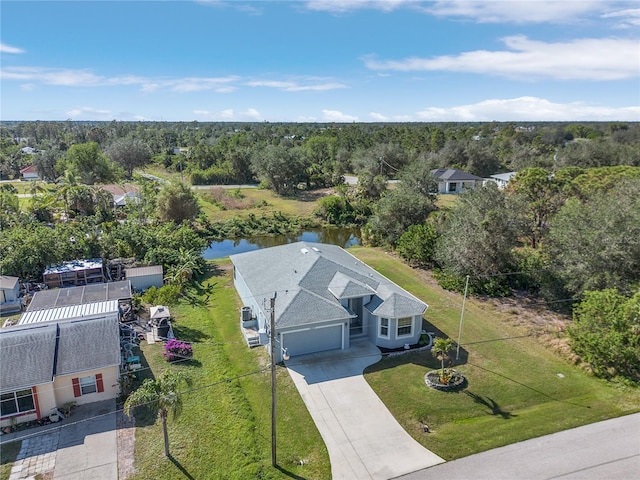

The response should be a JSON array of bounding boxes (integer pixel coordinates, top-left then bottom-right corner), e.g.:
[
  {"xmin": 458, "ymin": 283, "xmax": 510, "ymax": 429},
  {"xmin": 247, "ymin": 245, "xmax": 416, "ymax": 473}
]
[{"xmin": 1, "ymin": 0, "xmax": 639, "ymax": 122}]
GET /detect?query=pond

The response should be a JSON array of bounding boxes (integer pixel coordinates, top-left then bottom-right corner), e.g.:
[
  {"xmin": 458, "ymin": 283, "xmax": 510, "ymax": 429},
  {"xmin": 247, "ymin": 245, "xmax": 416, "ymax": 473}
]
[{"xmin": 202, "ymin": 226, "xmax": 361, "ymax": 259}]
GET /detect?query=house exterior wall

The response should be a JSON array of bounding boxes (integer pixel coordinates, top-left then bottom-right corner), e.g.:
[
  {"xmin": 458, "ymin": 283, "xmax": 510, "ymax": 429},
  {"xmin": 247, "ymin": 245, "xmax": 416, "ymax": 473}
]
[
  {"xmin": 233, "ymin": 267, "xmax": 267, "ymax": 331},
  {"xmin": 53, "ymin": 366, "xmax": 119, "ymax": 407},
  {"xmin": 0, "ymin": 383, "xmax": 54, "ymax": 428},
  {"xmin": 367, "ymin": 313, "xmax": 422, "ymax": 349},
  {"xmin": 1, "ymin": 283, "xmax": 20, "ymax": 303},
  {"xmin": 128, "ymin": 274, "xmax": 163, "ymax": 292}
]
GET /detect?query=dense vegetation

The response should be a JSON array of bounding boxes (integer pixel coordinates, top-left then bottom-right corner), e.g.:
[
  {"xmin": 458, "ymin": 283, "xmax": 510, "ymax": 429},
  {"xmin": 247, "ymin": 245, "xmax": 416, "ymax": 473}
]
[{"xmin": 1, "ymin": 120, "xmax": 638, "ymax": 380}]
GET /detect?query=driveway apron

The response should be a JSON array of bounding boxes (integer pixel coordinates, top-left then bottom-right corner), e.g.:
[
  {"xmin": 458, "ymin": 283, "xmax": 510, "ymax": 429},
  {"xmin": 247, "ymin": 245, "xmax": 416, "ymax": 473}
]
[{"xmin": 286, "ymin": 339, "xmax": 444, "ymax": 480}]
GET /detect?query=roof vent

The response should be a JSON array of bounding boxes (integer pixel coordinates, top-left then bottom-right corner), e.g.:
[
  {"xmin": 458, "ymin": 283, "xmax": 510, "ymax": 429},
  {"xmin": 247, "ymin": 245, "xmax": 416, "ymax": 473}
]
[
  {"xmin": 312, "ymin": 247, "xmax": 320, "ymax": 252},
  {"xmin": 301, "ymin": 248, "xmax": 309, "ymax": 254}
]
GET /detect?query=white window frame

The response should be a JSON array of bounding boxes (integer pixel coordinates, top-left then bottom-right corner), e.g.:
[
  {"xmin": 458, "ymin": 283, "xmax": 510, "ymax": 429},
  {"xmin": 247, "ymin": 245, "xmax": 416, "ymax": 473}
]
[
  {"xmin": 1, "ymin": 389, "xmax": 35, "ymax": 417},
  {"xmin": 379, "ymin": 317, "xmax": 389, "ymax": 339},
  {"xmin": 396, "ymin": 317, "xmax": 413, "ymax": 338},
  {"xmin": 79, "ymin": 375, "xmax": 97, "ymax": 395}
]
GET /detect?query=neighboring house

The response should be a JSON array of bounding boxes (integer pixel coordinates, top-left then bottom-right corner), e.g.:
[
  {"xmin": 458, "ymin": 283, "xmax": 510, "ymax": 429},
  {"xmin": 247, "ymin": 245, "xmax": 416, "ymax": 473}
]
[
  {"xmin": 96, "ymin": 184, "xmax": 140, "ymax": 207},
  {"xmin": 42, "ymin": 258, "xmax": 105, "ymax": 289},
  {"xmin": 19, "ymin": 165, "xmax": 40, "ymax": 181},
  {"xmin": 0, "ymin": 276, "xmax": 21, "ymax": 314},
  {"xmin": 487, "ymin": 172, "xmax": 517, "ymax": 190},
  {"xmin": 125, "ymin": 266, "xmax": 163, "ymax": 292},
  {"xmin": 431, "ymin": 168, "xmax": 483, "ymax": 194},
  {"xmin": 230, "ymin": 242, "xmax": 428, "ymax": 362},
  {"xmin": 25, "ymin": 281, "xmax": 132, "ymax": 313},
  {"xmin": 0, "ymin": 300, "xmax": 121, "ymax": 427}
]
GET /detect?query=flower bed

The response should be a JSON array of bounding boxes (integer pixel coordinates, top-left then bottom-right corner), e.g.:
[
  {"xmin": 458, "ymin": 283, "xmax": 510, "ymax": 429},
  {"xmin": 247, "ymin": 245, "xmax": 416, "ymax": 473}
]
[
  {"xmin": 163, "ymin": 339, "xmax": 193, "ymax": 362},
  {"xmin": 424, "ymin": 368, "xmax": 466, "ymax": 391}
]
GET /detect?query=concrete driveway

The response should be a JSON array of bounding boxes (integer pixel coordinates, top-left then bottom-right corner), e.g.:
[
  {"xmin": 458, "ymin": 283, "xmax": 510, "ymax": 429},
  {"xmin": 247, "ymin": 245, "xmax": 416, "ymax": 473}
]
[
  {"xmin": 285, "ymin": 338, "xmax": 444, "ymax": 480},
  {"xmin": 4, "ymin": 399, "xmax": 117, "ymax": 480}
]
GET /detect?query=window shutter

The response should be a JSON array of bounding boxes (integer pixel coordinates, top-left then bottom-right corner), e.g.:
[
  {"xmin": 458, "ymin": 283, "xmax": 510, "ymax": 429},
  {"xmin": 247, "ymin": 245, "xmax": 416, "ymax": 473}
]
[
  {"xmin": 72, "ymin": 378, "xmax": 81, "ymax": 397},
  {"xmin": 96, "ymin": 373, "xmax": 104, "ymax": 393}
]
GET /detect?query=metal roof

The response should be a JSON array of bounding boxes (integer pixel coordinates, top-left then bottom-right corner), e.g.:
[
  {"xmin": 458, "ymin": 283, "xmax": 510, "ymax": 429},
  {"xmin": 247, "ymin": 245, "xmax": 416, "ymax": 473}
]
[
  {"xmin": 0, "ymin": 275, "xmax": 19, "ymax": 290},
  {"xmin": 27, "ymin": 281, "xmax": 131, "ymax": 311},
  {"xmin": 125, "ymin": 265, "xmax": 163, "ymax": 278},
  {"xmin": 18, "ymin": 300, "xmax": 119, "ymax": 325}
]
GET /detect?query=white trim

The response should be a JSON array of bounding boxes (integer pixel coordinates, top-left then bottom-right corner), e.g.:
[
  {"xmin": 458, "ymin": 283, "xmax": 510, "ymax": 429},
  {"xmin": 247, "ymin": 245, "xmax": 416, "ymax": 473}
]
[
  {"xmin": 378, "ymin": 317, "xmax": 390, "ymax": 339},
  {"xmin": 396, "ymin": 317, "xmax": 413, "ymax": 338}
]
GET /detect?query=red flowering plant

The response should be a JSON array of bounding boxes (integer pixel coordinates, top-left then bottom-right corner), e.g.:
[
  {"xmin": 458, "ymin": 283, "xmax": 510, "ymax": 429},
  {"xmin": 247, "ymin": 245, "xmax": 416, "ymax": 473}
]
[{"xmin": 163, "ymin": 339, "xmax": 193, "ymax": 362}]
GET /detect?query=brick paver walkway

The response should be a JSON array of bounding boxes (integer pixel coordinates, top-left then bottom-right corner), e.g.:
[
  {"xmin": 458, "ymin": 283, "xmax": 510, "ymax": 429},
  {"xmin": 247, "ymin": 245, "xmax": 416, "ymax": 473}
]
[{"xmin": 8, "ymin": 430, "xmax": 60, "ymax": 479}]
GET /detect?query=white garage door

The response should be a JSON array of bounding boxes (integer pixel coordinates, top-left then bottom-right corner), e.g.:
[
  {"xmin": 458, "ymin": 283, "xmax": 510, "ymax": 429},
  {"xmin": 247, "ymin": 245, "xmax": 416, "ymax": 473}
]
[{"xmin": 283, "ymin": 325, "xmax": 343, "ymax": 357}]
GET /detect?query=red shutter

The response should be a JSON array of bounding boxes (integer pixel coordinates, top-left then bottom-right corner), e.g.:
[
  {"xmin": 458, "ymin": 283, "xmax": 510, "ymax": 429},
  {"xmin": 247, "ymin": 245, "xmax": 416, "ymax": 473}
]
[
  {"xmin": 96, "ymin": 374, "xmax": 104, "ymax": 393},
  {"xmin": 72, "ymin": 378, "xmax": 81, "ymax": 397}
]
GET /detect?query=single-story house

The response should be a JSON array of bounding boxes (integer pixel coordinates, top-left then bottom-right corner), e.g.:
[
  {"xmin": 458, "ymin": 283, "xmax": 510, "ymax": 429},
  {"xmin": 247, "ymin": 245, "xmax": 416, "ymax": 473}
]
[
  {"xmin": 0, "ymin": 301, "xmax": 121, "ymax": 427},
  {"xmin": 487, "ymin": 172, "xmax": 517, "ymax": 190},
  {"xmin": 125, "ymin": 266, "xmax": 163, "ymax": 292},
  {"xmin": 19, "ymin": 165, "xmax": 40, "ymax": 181},
  {"xmin": 96, "ymin": 184, "xmax": 140, "ymax": 207},
  {"xmin": 230, "ymin": 242, "xmax": 428, "ymax": 362},
  {"xmin": 0, "ymin": 275, "xmax": 21, "ymax": 315},
  {"xmin": 431, "ymin": 168, "xmax": 483, "ymax": 194}
]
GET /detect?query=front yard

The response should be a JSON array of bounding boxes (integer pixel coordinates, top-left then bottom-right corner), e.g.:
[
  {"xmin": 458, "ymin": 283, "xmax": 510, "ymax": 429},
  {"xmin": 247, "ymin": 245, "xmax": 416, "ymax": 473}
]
[
  {"xmin": 125, "ymin": 260, "xmax": 330, "ymax": 480},
  {"xmin": 352, "ymin": 247, "xmax": 640, "ymax": 460}
]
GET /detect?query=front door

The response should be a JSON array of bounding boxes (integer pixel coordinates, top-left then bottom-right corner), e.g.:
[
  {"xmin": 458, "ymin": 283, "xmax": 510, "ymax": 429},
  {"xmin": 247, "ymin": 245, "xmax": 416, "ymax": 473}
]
[{"xmin": 348, "ymin": 297, "xmax": 363, "ymax": 336}]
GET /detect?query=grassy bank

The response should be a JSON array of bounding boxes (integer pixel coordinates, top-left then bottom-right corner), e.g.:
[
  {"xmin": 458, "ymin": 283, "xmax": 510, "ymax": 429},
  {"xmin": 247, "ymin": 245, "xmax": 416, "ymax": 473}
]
[
  {"xmin": 128, "ymin": 260, "xmax": 330, "ymax": 480},
  {"xmin": 352, "ymin": 246, "xmax": 640, "ymax": 460}
]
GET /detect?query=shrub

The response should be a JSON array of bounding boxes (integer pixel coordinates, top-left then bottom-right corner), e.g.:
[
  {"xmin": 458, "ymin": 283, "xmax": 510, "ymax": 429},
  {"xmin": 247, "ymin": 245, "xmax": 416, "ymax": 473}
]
[{"xmin": 163, "ymin": 339, "xmax": 193, "ymax": 362}]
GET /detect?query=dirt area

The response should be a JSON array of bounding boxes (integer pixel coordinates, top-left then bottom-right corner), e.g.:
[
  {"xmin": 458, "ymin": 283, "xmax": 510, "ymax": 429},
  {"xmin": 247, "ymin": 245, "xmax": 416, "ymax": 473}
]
[{"xmin": 117, "ymin": 409, "xmax": 136, "ymax": 479}]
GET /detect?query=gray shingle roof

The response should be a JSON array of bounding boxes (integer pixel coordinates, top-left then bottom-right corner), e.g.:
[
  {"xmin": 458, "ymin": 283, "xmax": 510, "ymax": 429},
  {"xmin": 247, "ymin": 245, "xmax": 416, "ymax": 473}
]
[
  {"xmin": 0, "ymin": 324, "xmax": 57, "ymax": 391},
  {"xmin": 56, "ymin": 317, "xmax": 120, "ymax": 376},
  {"xmin": 0, "ymin": 316, "xmax": 120, "ymax": 391},
  {"xmin": 431, "ymin": 168, "xmax": 483, "ymax": 181},
  {"xmin": 230, "ymin": 242, "xmax": 427, "ymax": 328}
]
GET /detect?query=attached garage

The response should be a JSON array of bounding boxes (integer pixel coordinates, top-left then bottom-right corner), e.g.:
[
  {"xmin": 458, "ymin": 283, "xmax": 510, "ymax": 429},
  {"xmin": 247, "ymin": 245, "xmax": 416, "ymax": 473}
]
[{"xmin": 282, "ymin": 324, "xmax": 343, "ymax": 358}]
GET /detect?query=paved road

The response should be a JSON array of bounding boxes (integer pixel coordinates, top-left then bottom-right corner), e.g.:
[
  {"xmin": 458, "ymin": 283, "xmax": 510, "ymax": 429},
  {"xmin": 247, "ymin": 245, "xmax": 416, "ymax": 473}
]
[
  {"xmin": 395, "ymin": 412, "xmax": 640, "ymax": 480},
  {"xmin": 286, "ymin": 339, "xmax": 444, "ymax": 480}
]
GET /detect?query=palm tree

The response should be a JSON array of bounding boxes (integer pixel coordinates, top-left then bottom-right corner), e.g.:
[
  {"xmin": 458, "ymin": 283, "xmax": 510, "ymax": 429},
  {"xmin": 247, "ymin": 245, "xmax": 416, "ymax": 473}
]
[
  {"xmin": 123, "ymin": 369, "xmax": 191, "ymax": 457},
  {"xmin": 431, "ymin": 337, "xmax": 454, "ymax": 382}
]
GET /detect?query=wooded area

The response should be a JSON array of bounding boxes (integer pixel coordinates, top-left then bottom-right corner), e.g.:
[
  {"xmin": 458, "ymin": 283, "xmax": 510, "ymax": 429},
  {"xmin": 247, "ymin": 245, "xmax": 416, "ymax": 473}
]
[{"xmin": 1, "ymin": 120, "xmax": 638, "ymax": 380}]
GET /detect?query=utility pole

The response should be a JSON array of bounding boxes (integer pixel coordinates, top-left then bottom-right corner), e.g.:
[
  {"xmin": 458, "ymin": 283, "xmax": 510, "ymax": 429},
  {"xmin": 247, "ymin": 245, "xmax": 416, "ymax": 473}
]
[
  {"xmin": 456, "ymin": 275, "xmax": 470, "ymax": 360},
  {"xmin": 270, "ymin": 292, "xmax": 277, "ymax": 467}
]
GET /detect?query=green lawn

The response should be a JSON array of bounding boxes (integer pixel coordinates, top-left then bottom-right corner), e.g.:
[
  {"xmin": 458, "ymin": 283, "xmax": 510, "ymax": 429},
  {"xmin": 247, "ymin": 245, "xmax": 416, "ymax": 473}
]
[
  {"xmin": 128, "ymin": 260, "xmax": 330, "ymax": 480},
  {"xmin": 352, "ymin": 246, "xmax": 640, "ymax": 460},
  {"xmin": 0, "ymin": 441, "xmax": 21, "ymax": 480},
  {"xmin": 197, "ymin": 187, "xmax": 324, "ymax": 221}
]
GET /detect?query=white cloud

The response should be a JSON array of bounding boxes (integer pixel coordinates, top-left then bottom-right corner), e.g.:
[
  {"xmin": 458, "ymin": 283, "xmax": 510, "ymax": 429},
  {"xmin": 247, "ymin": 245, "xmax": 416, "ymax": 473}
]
[
  {"xmin": 66, "ymin": 106, "xmax": 113, "ymax": 119},
  {"xmin": 0, "ymin": 66, "xmax": 239, "ymax": 92},
  {"xmin": 193, "ymin": 108, "xmax": 262, "ymax": 121},
  {"xmin": 305, "ymin": 0, "xmax": 416, "ymax": 13},
  {"xmin": 0, "ymin": 42, "xmax": 25, "ymax": 54},
  {"xmin": 245, "ymin": 79, "xmax": 346, "ymax": 91},
  {"xmin": 424, "ymin": 0, "xmax": 609, "ymax": 24},
  {"xmin": 369, "ymin": 112, "xmax": 389, "ymax": 121},
  {"xmin": 601, "ymin": 8, "xmax": 640, "ymax": 28},
  {"xmin": 414, "ymin": 96, "xmax": 640, "ymax": 122},
  {"xmin": 305, "ymin": 0, "xmax": 636, "ymax": 25},
  {"xmin": 322, "ymin": 109, "xmax": 358, "ymax": 122},
  {"xmin": 365, "ymin": 36, "xmax": 639, "ymax": 80}
]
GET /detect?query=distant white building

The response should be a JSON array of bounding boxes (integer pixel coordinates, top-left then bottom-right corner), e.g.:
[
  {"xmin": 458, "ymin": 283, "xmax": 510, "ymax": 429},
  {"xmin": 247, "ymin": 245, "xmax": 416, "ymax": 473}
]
[{"xmin": 487, "ymin": 172, "xmax": 518, "ymax": 190}]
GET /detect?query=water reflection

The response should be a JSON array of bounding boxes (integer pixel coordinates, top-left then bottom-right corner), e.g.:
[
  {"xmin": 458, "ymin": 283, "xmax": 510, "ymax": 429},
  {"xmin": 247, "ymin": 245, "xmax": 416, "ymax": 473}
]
[{"xmin": 203, "ymin": 227, "xmax": 361, "ymax": 259}]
